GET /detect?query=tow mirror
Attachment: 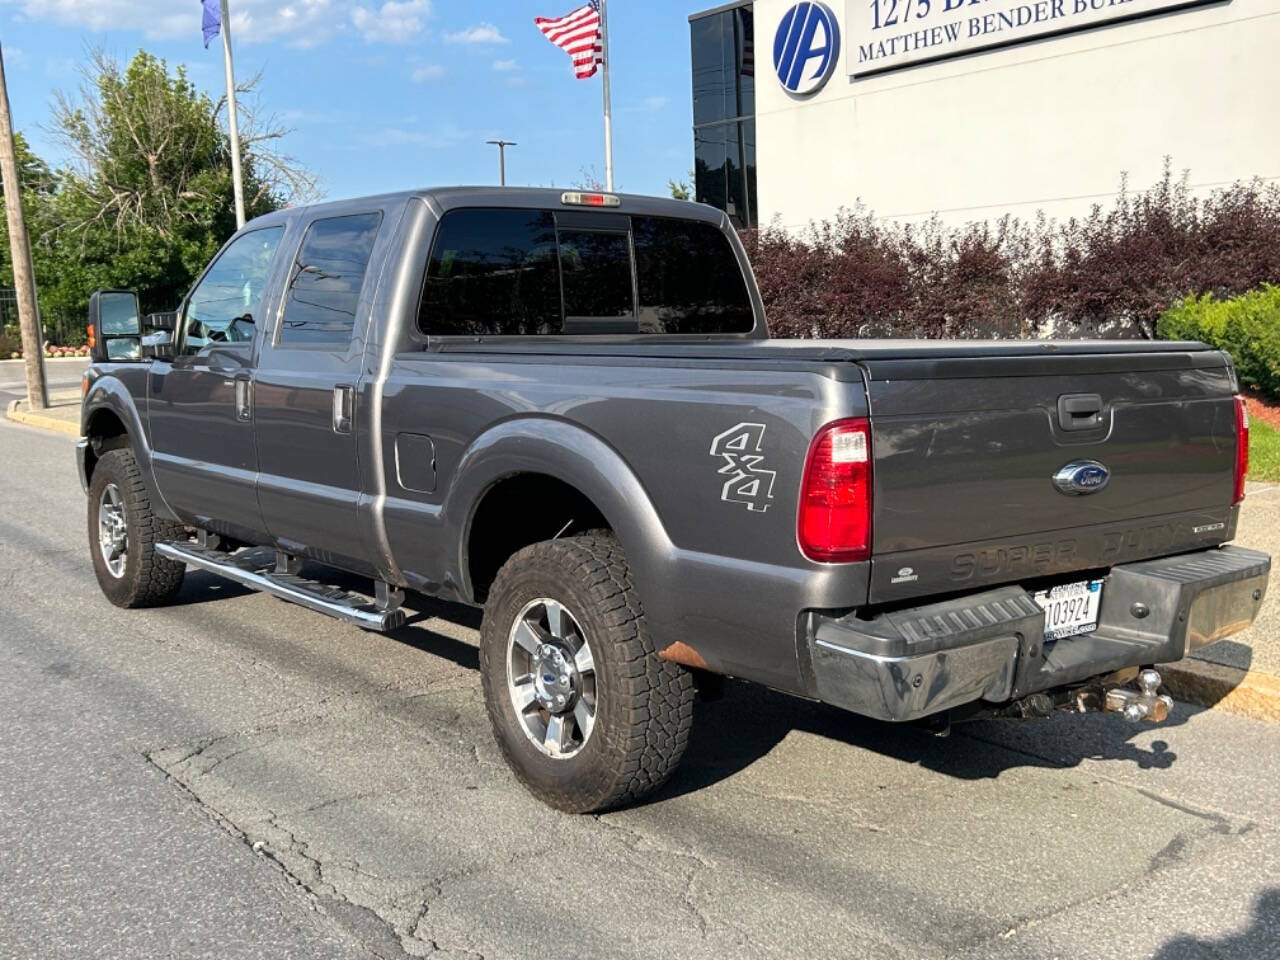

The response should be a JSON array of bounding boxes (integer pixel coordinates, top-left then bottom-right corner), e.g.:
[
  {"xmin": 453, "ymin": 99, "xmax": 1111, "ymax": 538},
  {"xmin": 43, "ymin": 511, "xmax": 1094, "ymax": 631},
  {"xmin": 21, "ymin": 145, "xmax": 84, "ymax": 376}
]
[
  {"xmin": 146, "ymin": 311, "xmax": 177, "ymax": 333},
  {"xmin": 141, "ymin": 330, "xmax": 175, "ymax": 361},
  {"xmin": 142, "ymin": 311, "xmax": 178, "ymax": 360},
  {"xmin": 88, "ymin": 290, "xmax": 143, "ymax": 362}
]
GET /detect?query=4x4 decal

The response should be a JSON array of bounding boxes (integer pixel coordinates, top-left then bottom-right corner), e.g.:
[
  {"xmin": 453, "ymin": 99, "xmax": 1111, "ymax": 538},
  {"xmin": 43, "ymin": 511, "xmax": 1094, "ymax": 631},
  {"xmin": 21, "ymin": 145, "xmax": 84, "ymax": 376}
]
[{"xmin": 709, "ymin": 423, "xmax": 776, "ymax": 513}]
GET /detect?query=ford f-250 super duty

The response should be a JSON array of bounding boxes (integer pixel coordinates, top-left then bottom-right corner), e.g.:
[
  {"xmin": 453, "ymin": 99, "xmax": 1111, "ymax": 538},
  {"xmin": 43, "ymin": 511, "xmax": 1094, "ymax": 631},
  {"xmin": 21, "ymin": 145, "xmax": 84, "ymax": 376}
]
[{"xmin": 77, "ymin": 187, "xmax": 1271, "ymax": 812}]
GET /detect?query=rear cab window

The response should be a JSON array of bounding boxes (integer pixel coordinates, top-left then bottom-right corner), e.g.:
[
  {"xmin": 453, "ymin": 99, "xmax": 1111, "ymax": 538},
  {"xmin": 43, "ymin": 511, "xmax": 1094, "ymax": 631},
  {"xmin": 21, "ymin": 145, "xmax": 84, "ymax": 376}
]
[
  {"xmin": 278, "ymin": 212, "xmax": 383, "ymax": 346},
  {"xmin": 418, "ymin": 208, "xmax": 754, "ymax": 338}
]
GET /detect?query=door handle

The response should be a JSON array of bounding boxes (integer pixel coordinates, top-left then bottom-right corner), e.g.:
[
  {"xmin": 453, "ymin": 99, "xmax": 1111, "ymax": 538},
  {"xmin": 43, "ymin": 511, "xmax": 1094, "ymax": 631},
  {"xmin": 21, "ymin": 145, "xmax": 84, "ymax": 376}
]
[
  {"xmin": 1057, "ymin": 393, "xmax": 1105, "ymax": 432},
  {"xmin": 234, "ymin": 375, "xmax": 253, "ymax": 422},
  {"xmin": 332, "ymin": 384, "xmax": 355, "ymax": 435}
]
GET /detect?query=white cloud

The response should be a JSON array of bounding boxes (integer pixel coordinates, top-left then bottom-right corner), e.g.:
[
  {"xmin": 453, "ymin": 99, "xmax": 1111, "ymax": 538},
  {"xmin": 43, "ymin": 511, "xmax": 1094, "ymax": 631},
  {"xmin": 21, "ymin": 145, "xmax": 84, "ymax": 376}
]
[
  {"xmin": 442, "ymin": 22, "xmax": 509, "ymax": 45},
  {"xmin": 0, "ymin": 0, "xmax": 338, "ymax": 45},
  {"xmin": 0, "ymin": 0, "xmax": 432, "ymax": 47},
  {"xmin": 351, "ymin": 0, "xmax": 431, "ymax": 44},
  {"xmin": 0, "ymin": 0, "xmax": 195, "ymax": 39},
  {"xmin": 491, "ymin": 59, "xmax": 518, "ymax": 72},
  {"xmin": 365, "ymin": 121, "xmax": 470, "ymax": 150},
  {"xmin": 411, "ymin": 63, "xmax": 445, "ymax": 83},
  {"xmin": 239, "ymin": 1, "xmax": 341, "ymax": 47}
]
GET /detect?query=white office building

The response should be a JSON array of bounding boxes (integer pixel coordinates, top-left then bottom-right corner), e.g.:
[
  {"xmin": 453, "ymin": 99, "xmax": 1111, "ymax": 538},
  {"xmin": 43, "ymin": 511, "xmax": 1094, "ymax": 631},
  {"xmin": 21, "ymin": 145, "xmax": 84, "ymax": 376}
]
[{"xmin": 689, "ymin": 0, "xmax": 1279, "ymax": 229}]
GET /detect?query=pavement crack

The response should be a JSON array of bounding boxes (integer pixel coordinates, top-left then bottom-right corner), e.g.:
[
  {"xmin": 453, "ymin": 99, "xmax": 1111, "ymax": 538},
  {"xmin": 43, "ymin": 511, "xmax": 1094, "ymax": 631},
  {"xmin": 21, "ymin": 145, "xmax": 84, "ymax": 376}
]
[{"xmin": 1132, "ymin": 786, "xmax": 1248, "ymax": 835}]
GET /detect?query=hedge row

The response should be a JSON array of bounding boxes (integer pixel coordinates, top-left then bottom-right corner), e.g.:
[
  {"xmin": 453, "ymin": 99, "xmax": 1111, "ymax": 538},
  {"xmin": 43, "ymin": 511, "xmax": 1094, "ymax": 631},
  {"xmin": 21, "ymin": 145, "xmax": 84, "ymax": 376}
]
[
  {"xmin": 741, "ymin": 163, "xmax": 1280, "ymax": 341},
  {"xmin": 1158, "ymin": 286, "xmax": 1280, "ymax": 399}
]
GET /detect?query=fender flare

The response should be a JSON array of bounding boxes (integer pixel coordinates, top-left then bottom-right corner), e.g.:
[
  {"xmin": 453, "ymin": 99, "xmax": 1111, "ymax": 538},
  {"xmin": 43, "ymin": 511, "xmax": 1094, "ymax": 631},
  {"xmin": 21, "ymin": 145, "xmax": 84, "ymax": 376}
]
[
  {"xmin": 81, "ymin": 377, "xmax": 176, "ymax": 520},
  {"xmin": 443, "ymin": 417, "xmax": 676, "ymax": 605}
]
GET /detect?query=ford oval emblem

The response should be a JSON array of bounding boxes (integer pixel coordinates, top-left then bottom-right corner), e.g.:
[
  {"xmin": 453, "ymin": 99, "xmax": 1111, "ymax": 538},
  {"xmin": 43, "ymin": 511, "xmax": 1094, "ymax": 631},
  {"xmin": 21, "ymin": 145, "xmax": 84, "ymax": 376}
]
[{"xmin": 1053, "ymin": 460, "xmax": 1111, "ymax": 496}]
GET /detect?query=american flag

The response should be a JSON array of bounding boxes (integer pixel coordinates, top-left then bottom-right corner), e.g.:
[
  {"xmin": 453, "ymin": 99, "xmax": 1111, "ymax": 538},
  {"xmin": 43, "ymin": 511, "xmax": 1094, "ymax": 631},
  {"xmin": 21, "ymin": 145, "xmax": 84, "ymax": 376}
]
[{"xmin": 534, "ymin": 1, "xmax": 604, "ymax": 80}]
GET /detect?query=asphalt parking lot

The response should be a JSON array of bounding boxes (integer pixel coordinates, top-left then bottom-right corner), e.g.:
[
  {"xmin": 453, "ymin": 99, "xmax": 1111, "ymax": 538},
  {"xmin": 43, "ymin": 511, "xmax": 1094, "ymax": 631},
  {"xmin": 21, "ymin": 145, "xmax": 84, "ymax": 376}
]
[{"xmin": 3, "ymin": 418, "xmax": 1279, "ymax": 960}]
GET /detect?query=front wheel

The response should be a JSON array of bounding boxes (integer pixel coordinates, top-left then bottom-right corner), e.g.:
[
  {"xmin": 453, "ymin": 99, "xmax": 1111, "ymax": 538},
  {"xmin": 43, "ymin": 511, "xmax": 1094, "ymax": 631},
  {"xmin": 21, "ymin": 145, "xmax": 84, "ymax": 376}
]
[
  {"xmin": 87, "ymin": 448, "xmax": 186, "ymax": 608},
  {"xmin": 479, "ymin": 534, "xmax": 695, "ymax": 813}
]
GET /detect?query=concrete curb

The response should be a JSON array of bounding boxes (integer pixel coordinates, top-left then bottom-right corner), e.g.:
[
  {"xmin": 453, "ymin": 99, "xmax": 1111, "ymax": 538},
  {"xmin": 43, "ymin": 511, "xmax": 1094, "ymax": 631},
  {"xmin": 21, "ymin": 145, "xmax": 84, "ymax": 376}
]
[
  {"xmin": 1162, "ymin": 658, "xmax": 1280, "ymax": 724},
  {"xmin": 5, "ymin": 399, "xmax": 81, "ymax": 436}
]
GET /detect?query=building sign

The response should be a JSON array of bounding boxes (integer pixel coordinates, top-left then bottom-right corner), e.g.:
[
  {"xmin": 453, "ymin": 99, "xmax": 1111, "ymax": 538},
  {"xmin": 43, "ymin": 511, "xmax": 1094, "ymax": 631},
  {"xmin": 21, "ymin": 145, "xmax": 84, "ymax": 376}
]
[
  {"xmin": 774, "ymin": 2, "xmax": 843, "ymax": 94},
  {"xmin": 847, "ymin": 0, "xmax": 1217, "ymax": 76}
]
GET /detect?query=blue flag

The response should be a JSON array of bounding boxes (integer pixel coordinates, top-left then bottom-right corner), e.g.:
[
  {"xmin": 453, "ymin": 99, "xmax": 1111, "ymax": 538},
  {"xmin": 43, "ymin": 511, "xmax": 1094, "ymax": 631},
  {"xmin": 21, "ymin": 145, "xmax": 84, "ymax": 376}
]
[{"xmin": 202, "ymin": 0, "xmax": 221, "ymax": 48}]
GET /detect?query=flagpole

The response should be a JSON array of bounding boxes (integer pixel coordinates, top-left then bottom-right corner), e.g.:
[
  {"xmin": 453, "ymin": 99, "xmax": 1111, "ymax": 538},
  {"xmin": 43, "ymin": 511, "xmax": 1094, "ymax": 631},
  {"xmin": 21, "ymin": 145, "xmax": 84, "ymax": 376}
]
[
  {"xmin": 599, "ymin": 0, "xmax": 614, "ymax": 191},
  {"xmin": 220, "ymin": 0, "xmax": 246, "ymax": 228}
]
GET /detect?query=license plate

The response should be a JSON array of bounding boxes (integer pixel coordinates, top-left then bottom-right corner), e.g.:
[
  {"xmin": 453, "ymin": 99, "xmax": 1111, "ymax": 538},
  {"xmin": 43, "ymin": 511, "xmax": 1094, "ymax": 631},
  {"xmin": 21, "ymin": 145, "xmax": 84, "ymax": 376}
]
[{"xmin": 1033, "ymin": 579, "xmax": 1104, "ymax": 641}]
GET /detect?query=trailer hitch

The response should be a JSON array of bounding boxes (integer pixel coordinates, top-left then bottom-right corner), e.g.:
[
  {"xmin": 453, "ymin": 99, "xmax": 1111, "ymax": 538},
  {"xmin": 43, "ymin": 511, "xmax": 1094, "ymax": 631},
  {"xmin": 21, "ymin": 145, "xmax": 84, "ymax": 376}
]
[{"xmin": 1079, "ymin": 668, "xmax": 1174, "ymax": 724}]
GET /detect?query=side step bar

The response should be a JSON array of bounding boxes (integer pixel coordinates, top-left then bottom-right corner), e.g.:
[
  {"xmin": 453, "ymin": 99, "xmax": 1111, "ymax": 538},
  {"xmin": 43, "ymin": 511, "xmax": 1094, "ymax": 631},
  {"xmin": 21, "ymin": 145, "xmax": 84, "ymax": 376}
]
[{"xmin": 156, "ymin": 542, "xmax": 407, "ymax": 633}]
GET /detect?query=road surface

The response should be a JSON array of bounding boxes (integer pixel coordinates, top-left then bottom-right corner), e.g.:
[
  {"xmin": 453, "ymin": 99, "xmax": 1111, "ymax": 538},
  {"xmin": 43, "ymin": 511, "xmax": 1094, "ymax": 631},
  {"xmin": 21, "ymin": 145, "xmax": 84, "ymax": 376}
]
[
  {"xmin": 1, "ymin": 418, "xmax": 1278, "ymax": 960},
  {"xmin": 0, "ymin": 357, "xmax": 88, "ymax": 406}
]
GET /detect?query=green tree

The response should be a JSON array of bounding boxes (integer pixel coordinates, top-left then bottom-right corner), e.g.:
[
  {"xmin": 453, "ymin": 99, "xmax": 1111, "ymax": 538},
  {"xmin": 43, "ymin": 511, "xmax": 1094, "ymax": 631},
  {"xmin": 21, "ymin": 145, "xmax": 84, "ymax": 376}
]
[
  {"xmin": 0, "ymin": 132, "xmax": 55, "ymax": 283},
  {"xmin": 668, "ymin": 172, "xmax": 693, "ymax": 201},
  {"xmin": 31, "ymin": 49, "xmax": 316, "ymax": 336}
]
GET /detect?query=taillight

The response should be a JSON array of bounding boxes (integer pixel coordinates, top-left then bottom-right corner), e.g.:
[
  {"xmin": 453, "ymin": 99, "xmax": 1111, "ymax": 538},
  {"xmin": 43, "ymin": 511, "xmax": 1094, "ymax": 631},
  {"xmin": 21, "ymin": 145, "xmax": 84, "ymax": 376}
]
[
  {"xmin": 798, "ymin": 418, "xmax": 872, "ymax": 563},
  {"xmin": 1234, "ymin": 395, "xmax": 1249, "ymax": 505}
]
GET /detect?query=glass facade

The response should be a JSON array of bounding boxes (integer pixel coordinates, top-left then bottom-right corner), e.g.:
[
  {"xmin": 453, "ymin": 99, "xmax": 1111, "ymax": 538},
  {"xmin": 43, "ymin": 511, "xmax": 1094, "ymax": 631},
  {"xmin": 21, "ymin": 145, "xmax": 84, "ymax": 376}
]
[{"xmin": 690, "ymin": 4, "xmax": 757, "ymax": 228}]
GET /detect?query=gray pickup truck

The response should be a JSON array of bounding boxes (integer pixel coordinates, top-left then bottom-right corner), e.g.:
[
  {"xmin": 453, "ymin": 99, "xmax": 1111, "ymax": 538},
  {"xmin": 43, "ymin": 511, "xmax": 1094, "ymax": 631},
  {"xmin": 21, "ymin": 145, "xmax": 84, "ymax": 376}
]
[{"xmin": 78, "ymin": 187, "xmax": 1270, "ymax": 812}]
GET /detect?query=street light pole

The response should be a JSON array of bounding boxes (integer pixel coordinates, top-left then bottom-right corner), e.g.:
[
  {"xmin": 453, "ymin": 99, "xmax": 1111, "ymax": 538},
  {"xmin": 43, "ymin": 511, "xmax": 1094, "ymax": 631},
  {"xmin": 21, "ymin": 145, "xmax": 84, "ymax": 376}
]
[
  {"xmin": 485, "ymin": 140, "xmax": 517, "ymax": 187},
  {"xmin": 0, "ymin": 42, "xmax": 47, "ymax": 410}
]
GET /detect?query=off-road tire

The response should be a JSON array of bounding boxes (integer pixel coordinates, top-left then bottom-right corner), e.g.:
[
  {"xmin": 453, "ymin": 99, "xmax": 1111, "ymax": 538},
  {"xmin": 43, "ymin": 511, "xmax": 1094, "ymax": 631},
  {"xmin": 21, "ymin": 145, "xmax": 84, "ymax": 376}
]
[
  {"xmin": 88, "ymin": 448, "xmax": 186, "ymax": 608},
  {"xmin": 479, "ymin": 534, "xmax": 695, "ymax": 813}
]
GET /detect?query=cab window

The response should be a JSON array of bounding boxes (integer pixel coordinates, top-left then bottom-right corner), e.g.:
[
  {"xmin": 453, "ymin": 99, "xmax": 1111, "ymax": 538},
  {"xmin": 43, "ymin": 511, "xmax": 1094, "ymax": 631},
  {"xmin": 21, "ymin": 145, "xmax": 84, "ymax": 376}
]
[
  {"xmin": 182, "ymin": 227, "xmax": 285, "ymax": 354},
  {"xmin": 417, "ymin": 208, "xmax": 754, "ymax": 337},
  {"xmin": 278, "ymin": 213, "xmax": 383, "ymax": 346}
]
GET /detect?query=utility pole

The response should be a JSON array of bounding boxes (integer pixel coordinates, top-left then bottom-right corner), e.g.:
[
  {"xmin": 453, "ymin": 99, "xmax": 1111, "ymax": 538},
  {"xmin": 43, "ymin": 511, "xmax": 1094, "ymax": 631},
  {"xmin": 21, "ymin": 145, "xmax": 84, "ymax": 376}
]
[
  {"xmin": 220, "ymin": 0, "xmax": 246, "ymax": 227},
  {"xmin": 486, "ymin": 140, "xmax": 517, "ymax": 186},
  {"xmin": 0, "ymin": 42, "xmax": 47, "ymax": 410}
]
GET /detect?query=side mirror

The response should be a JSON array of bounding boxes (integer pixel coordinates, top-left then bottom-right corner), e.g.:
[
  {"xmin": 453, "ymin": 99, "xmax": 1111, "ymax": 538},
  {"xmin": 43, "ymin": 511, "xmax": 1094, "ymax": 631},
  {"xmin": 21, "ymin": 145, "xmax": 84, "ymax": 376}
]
[
  {"xmin": 146, "ymin": 311, "xmax": 177, "ymax": 333},
  {"xmin": 142, "ymin": 330, "xmax": 175, "ymax": 361},
  {"xmin": 88, "ymin": 290, "xmax": 143, "ymax": 362}
]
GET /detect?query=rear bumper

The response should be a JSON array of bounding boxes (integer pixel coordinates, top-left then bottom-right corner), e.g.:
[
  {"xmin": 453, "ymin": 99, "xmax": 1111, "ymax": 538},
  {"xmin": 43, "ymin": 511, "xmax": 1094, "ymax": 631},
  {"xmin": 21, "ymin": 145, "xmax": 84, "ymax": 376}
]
[{"xmin": 806, "ymin": 545, "xmax": 1270, "ymax": 723}]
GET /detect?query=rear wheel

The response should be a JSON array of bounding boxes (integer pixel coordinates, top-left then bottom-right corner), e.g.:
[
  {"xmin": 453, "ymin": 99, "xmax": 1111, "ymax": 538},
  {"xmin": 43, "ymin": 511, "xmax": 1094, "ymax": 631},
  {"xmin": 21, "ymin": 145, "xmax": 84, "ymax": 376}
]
[
  {"xmin": 88, "ymin": 448, "xmax": 185, "ymax": 608},
  {"xmin": 479, "ymin": 534, "xmax": 695, "ymax": 813}
]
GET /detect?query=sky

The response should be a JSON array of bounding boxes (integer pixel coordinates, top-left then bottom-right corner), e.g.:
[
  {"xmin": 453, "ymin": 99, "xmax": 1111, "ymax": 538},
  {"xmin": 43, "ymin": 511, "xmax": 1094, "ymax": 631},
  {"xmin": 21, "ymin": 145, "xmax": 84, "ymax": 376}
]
[{"xmin": 0, "ymin": 0, "xmax": 698, "ymax": 202}]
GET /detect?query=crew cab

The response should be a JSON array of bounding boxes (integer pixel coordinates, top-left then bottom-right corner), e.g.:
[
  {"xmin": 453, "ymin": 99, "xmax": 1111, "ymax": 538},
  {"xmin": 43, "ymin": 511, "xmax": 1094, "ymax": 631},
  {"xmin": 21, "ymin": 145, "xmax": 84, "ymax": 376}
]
[{"xmin": 78, "ymin": 187, "xmax": 1271, "ymax": 812}]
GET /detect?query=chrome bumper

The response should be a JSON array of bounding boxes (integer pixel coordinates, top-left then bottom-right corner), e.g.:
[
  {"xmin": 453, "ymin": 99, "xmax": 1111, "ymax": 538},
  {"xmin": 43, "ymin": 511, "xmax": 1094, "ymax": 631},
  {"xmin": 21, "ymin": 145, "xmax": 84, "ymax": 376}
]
[
  {"xmin": 75, "ymin": 438, "xmax": 90, "ymax": 494},
  {"xmin": 807, "ymin": 545, "xmax": 1270, "ymax": 723}
]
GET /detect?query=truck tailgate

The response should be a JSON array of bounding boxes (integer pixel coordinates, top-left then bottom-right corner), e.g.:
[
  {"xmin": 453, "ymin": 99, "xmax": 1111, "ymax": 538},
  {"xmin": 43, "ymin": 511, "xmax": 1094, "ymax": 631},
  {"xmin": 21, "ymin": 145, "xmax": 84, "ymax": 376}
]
[{"xmin": 863, "ymin": 350, "xmax": 1241, "ymax": 604}]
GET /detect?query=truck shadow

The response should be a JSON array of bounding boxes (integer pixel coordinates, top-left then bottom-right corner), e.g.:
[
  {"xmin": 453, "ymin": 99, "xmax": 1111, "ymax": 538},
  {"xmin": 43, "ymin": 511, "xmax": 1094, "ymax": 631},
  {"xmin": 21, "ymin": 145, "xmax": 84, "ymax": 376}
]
[
  {"xmin": 1151, "ymin": 888, "xmax": 1280, "ymax": 959},
  {"xmin": 652, "ymin": 676, "xmax": 1188, "ymax": 804},
  {"xmin": 167, "ymin": 570, "xmax": 254, "ymax": 606},
  {"xmin": 167, "ymin": 569, "xmax": 1197, "ymax": 796},
  {"xmin": 375, "ymin": 590, "xmax": 1192, "ymax": 798}
]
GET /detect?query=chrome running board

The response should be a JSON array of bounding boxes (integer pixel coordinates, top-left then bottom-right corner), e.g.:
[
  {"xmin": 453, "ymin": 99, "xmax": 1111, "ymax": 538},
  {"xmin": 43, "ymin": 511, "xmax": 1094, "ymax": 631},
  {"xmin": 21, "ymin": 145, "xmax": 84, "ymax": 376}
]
[{"xmin": 156, "ymin": 542, "xmax": 406, "ymax": 633}]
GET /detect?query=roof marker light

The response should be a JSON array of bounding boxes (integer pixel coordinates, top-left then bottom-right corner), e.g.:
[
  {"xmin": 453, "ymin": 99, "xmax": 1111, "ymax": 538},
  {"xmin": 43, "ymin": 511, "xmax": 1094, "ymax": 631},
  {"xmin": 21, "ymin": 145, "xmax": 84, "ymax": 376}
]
[{"xmin": 561, "ymin": 191, "xmax": 620, "ymax": 208}]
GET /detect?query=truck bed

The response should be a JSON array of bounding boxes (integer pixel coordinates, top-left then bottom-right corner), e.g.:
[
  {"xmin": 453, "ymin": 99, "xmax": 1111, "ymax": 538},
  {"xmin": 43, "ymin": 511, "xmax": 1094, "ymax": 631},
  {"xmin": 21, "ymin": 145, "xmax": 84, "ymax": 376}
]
[{"xmin": 431, "ymin": 336, "xmax": 1239, "ymax": 608}]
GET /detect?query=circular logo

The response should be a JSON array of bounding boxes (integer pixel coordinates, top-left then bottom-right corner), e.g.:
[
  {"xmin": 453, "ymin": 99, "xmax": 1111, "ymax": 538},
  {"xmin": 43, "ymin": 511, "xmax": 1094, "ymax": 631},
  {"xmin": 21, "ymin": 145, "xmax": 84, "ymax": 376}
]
[
  {"xmin": 1052, "ymin": 460, "xmax": 1112, "ymax": 496},
  {"xmin": 773, "ymin": 2, "xmax": 841, "ymax": 96}
]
